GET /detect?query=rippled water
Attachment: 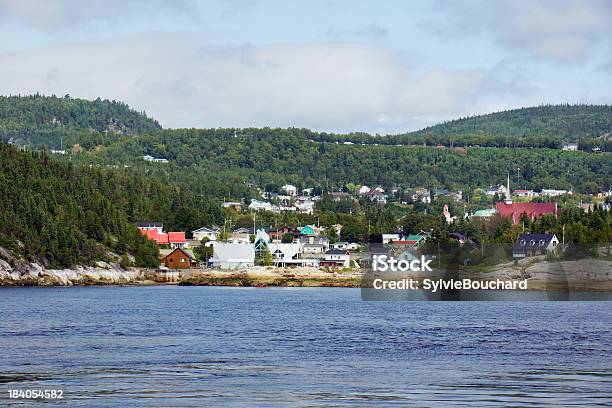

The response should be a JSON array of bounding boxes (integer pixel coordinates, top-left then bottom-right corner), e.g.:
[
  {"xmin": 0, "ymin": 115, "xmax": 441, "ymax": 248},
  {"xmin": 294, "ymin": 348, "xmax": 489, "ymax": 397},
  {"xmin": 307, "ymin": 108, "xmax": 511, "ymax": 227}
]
[{"xmin": 0, "ymin": 286, "xmax": 610, "ymax": 406}]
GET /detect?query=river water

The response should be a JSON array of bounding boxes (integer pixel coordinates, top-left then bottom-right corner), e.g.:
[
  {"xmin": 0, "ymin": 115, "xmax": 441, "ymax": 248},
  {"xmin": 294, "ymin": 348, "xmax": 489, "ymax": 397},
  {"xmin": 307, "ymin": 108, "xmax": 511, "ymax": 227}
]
[{"xmin": 0, "ymin": 286, "xmax": 610, "ymax": 406}]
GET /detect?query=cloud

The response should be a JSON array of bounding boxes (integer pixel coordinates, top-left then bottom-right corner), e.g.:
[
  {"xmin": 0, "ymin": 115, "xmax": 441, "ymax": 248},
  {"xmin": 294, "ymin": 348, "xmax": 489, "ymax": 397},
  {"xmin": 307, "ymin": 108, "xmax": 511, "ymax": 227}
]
[
  {"xmin": 0, "ymin": 0, "xmax": 195, "ymax": 31},
  {"xmin": 0, "ymin": 32, "xmax": 530, "ymax": 133},
  {"xmin": 425, "ymin": 0, "xmax": 612, "ymax": 63}
]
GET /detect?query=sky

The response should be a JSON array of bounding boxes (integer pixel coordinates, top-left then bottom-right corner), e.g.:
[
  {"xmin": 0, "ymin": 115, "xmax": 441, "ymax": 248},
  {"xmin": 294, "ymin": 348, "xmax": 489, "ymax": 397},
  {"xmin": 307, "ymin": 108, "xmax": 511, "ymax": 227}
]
[{"xmin": 0, "ymin": 0, "xmax": 611, "ymax": 134}]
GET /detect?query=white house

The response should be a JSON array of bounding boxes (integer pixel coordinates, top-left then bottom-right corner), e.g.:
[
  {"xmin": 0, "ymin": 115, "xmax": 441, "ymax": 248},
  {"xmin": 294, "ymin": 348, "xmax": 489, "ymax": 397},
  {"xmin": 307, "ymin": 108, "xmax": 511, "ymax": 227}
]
[
  {"xmin": 321, "ymin": 249, "xmax": 350, "ymax": 268},
  {"xmin": 192, "ymin": 227, "xmax": 220, "ymax": 241},
  {"xmin": 249, "ymin": 199, "xmax": 273, "ymax": 211},
  {"xmin": 357, "ymin": 185, "xmax": 371, "ymax": 196},
  {"xmin": 562, "ymin": 143, "xmax": 578, "ymax": 151},
  {"xmin": 209, "ymin": 243, "xmax": 255, "ymax": 269},
  {"xmin": 382, "ymin": 233, "xmax": 400, "ymax": 244},
  {"xmin": 541, "ymin": 189, "xmax": 571, "ymax": 197},
  {"xmin": 281, "ymin": 184, "xmax": 298, "ymax": 196},
  {"xmin": 136, "ymin": 222, "xmax": 163, "ymax": 235},
  {"xmin": 267, "ymin": 243, "xmax": 307, "ymax": 266}
]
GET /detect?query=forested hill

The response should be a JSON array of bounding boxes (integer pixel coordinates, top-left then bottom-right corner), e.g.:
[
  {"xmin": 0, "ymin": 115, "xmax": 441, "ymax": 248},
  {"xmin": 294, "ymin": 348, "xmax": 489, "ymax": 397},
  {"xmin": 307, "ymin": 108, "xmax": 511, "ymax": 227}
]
[
  {"xmin": 0, "ymin": 143, "xmax": 223, "ymax": 269},
  {"xmin": 310, "ymin": 105, "xmax": 612, "ymax": 149},
  {"xmin": 409, "ymin": 104, "xmax": 612, "ymax": 142},
  {"xmin": 0, "ymin": 94, "xmax": 161, "ymax": 148}
]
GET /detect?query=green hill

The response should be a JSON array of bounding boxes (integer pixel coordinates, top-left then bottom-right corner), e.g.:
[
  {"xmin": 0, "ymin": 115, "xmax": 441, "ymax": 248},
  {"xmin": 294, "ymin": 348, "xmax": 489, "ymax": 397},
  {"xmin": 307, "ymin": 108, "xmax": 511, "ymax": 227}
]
[
  {"xmin": 408, "ymin": 104, "xmax": 612, "ymax": 147},
  {"xmin": 0, "ymin": 94, "xmax": 161, "ymax": 148}
]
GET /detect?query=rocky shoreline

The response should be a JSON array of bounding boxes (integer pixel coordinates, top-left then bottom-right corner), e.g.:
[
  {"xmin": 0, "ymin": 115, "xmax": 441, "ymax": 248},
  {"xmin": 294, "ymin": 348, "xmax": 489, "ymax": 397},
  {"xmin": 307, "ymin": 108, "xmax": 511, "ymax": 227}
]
[{"xmin": 1, "ymin": 255, "xmax": 611, "ymax": 291}]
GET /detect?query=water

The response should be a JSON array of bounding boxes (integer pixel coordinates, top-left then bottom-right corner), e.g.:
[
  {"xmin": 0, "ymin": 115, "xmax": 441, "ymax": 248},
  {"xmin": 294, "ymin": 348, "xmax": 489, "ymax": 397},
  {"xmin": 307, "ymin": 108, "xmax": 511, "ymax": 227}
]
[{"xmin": 0, "ymin": 286, "xmax": 610, "ymax": 407}]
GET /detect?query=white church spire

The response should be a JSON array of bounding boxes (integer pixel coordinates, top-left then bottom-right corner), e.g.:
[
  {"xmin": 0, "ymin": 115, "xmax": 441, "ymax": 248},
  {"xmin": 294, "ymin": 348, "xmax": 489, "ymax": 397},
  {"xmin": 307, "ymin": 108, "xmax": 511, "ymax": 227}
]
[{"xmin": 504, "ymin": 172, "xmax": 512, "ymax": 204}]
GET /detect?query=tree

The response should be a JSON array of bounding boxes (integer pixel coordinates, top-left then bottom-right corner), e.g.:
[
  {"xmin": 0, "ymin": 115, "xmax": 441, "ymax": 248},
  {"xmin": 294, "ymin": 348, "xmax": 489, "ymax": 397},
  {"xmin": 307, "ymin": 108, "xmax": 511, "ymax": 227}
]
[{"xmin": 281, "ymin": 233, "xmax": 293, "ymax": 243}]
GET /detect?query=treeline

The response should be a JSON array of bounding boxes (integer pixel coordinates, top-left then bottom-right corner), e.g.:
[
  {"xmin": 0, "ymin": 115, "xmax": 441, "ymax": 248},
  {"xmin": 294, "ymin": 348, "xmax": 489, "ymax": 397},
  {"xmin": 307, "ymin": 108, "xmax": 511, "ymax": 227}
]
[
  {"xmin": 83, "ymin": 128, "xmax": 611, "ymax": 194},
  {"xmin": 0, "ymin": 144, "xmax": 223, "ymax": 268},
  {"xmin": 0, "ymin": 94, "xmax": 161, "ymax": 148}
]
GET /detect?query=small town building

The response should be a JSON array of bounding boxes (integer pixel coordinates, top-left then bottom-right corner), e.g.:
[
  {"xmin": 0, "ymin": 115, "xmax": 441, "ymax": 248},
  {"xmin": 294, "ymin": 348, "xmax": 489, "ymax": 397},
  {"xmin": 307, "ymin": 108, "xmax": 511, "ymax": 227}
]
[
  {"xmin": 160, "ymin": 248, "xmax": 197, "ymax": 269},
  {"xmin": 513, "ymin": 234, "xmax": 559, "ymax": 259},
  {"xmin": 192, "ymin": 227, "xmax": 219, "ymax": 242},
  {"xmin": 209, "ymin": 243, "xmax": 255, "ymax": 269},
  {"xmin": 137, "ymin": 222, "xmax": 163, "ymax": 235},
  {"xmin": 320, "ymin": 249, "xmax": 350, "ymax": 268}
]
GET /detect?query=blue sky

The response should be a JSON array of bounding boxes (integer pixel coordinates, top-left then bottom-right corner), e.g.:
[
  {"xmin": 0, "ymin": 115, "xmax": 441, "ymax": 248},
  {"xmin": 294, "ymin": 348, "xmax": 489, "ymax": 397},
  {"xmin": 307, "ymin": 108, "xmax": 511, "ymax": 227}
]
[{"xmin": 1, "ymin": 0, "xmax": 611, "ymax": 133}]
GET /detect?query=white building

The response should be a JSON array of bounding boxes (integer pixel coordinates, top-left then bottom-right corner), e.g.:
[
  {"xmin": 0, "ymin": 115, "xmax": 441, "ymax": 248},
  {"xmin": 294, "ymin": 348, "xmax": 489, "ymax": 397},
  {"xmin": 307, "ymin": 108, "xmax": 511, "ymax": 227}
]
[
  {"xmin": 541, "ymin": 189, "xmax": 571, "ymax": 197},
  {"xmin": 209, "ymin": 243, "xmax": 255, "ymax": 269},
  {"xmin": 357, "ymin": 185, "xmax": 371, "ymax": 196},
  {"xmin": 281, "ymin": 184, "xmax": 298, "ymax": 196},
  {"xmin": 322, "ymin": 249, "xmax": 350, "ymax": 268},
  {"xmin": 249, "ymin": 199, "xmax": 273, "ymax": 211},
  {"xmin": 192, "ymin": 227, "xmax": 220, "ymax": 241},
  {"xmin": 382, "ymin": 234, "xmax": 400, "ymax": 244},
  {"xmin": 562, "ymin": 143, "xmax": 578, "ymax": 151}
]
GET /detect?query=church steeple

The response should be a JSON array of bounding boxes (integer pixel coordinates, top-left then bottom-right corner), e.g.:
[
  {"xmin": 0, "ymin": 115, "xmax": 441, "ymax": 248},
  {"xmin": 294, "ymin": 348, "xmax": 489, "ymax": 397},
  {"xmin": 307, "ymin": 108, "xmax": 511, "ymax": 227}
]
[{"xmin": 504, "ymin": 173, "xmax": 512, "ymax": 204}]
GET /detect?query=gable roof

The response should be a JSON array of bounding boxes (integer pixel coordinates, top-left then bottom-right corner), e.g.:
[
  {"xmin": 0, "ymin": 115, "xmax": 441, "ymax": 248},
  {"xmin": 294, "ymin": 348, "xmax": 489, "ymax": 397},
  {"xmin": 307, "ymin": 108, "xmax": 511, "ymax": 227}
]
[
  {"xmin": 161, "ymin": 247, "xmax": 196, "ymax": 261},
  {"xmin": 515, "ymin": 233, "xmax": 557, "ymax": 249},
  {"xmin": 193, "ymin": 226, "xmax": 219, "ymax": 233}
]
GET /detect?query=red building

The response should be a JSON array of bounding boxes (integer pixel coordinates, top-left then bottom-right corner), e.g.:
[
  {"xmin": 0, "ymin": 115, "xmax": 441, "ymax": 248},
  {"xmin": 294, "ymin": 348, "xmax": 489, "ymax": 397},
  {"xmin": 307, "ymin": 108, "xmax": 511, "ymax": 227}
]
[
  {"xmin": 139, "ymin": 228, "xmax": 187, "ymax": 248},
  {"xmin": 495, "ymin": 201, "xmax": 558, "ymax": 224},
  {"xmin": 161, "ymin": 248, "xmax": 197, "ymax": 269}
]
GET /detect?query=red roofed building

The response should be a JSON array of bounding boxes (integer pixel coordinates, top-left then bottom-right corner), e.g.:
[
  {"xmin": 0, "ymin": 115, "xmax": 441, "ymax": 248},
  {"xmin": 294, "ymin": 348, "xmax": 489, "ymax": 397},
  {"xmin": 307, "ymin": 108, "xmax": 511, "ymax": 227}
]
[
  {"xmin": 496, "ymin": 201, "xmax": 558, "ymax": 224},
  {"xmin": 139, "ymin": 226, "xmax": 187, "ymax": 248},
  {"xmin": 495, "ymin": 175, "xmax": 558, "ymax": 224}
]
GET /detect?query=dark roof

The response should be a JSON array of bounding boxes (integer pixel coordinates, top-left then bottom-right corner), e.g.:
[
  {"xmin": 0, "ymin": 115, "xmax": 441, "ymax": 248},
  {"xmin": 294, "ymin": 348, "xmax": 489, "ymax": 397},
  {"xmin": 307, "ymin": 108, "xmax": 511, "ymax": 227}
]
[
  {"xmin": 326, "ymin": 249, "xmax": 348, "ymax": 255},
  {"xmin": 136, "ymin": 222, "xmax": 163, "ymax": 228},
  {"xmin": 515, "ymin": 233, "xmax": 556, "ymax": 249}
]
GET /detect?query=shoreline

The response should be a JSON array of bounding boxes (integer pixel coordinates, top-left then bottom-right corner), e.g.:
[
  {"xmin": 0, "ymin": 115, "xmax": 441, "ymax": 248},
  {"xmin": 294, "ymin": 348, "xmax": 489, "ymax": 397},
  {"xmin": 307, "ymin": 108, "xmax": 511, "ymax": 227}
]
[{"xmin": 1, "ymin": 257, "xmax": 611, "ymax": 291}]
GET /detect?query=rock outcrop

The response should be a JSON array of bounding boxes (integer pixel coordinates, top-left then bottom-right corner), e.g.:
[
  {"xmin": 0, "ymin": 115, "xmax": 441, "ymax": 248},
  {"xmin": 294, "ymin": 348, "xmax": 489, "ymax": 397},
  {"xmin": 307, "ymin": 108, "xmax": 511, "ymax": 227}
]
[{"xmin": 0, "ymin": 258, "xmax": 142, "ymax": 286}]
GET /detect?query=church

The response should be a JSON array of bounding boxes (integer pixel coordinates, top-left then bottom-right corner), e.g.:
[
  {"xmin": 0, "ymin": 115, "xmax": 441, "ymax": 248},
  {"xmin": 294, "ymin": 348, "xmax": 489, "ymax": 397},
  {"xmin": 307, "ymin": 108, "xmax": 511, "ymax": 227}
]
[{"xmin": 495, "ymin": 175, "xmax": 558, "ymax": 224}]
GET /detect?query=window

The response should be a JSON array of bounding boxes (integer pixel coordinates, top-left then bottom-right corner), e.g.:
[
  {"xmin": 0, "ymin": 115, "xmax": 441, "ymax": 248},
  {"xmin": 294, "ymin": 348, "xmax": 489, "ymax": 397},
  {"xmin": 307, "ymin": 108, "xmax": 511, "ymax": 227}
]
[{"xmin": 530, "ymin": 240, "xmax": 535, "ymax": 246}]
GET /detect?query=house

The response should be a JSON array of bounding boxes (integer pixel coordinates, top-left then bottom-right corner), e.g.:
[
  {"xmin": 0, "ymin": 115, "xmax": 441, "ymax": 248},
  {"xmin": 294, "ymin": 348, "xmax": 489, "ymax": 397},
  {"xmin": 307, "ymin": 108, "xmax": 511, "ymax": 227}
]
[
  {"xmin": 513, "ymin": 234, "xmax": 559, "ymax": 259},
  {"xmin": 249, "ymin": 199, "xmax": 273, "ymax": 211},
  {"xmin": 295, "ymin": 201, "xmax": 314, "ymax": 214},
  {"xmin": 357, "ymin": 185, "xmax": 371, "ymax": 196},
  {"xmin": 484, "ymin": 185, "xmax": 507, "ymax": 196},
  {"xmin": 139, "ymin": 228, "xmax": 187, "ymax": 248},
  {"xmin": 299, "ymin": 235, "xmax": 329, "ymax": 253},
  {"xmin": 209, "ymin": 243, "xmax": 255, "ymax": 269},
  {"xmin": 471, "ymin": 208, "xmax": 496, "ymax": 220},
  {"xmin": 168, "ymin": 232, "xmax": 187, "ymax": 249},
  {"xmin": 392, "ymin": 234, "xmax": 427, "ymax": 248},
  {"xmin": 299, "ymin": 225, "xmax": 319, "ymax": 236},
  {"xmin": 562, "ymin": 143, "xmax": 578, "ymax": 151},
  {"xmin": 411, "ymin": 188, "xmax": 431, "ymax": 203},
  {"xmin": 267, "ymin": 226, "xmax": 300, "ymax": 242},
  {"xmin": 382, "ymin": 233, "xmax": 400, "ymax": 244},
  {"xmin": 192, "ymin": 227, "xmax": 220, "ymax": 242},
  {"xmin": 280, "ymin": 184, "xmax": 298, "ymax": 196},
  {"xmin": 136, "ymin": 222, "xmax": 163, "ymax": 235},
  {"xmin": 320, "ymin": 249, "xmax": 350, "ymax": 268},
  {"xmin": 330, "ymin": 191, "xmax": 350, "ymax": 201},
  {"xmin": 231, "ymin": 227, "xmax": 254, "ymax": 243},
  {"xmin": 221, "ymin": 201, "xmax": 242, "ymax": 211},
  {"xmin": 540, "ymin": 189, "xmax": 571, "ymax": 197},
  {"xmin": 160, "ymin": 248, "xmax": 197, "ymax": 269},
  {"xmin": 514, "ymin": 189, "xmax": 536, "ymax": 198},
  {"xmin": 367, "ymin": 187, "xmax": 387, "ymax": 204},
  {"xmin": 267, "ymin": 243, "xmax": 307, "ymax": 266},
  {"xmin": 331, "ymin": 242, "xmax": 349, "ymax": 250}
]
